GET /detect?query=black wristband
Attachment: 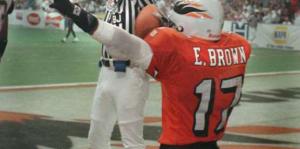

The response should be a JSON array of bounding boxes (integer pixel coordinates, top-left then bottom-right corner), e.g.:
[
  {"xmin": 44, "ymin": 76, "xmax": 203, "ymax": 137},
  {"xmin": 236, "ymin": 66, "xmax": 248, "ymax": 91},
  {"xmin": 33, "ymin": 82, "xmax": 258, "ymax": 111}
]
[
  {"xmin": 67, "ymin": 4, "xmax": 99, "ymax": 34},
  {"xmin": 51, "ymin": 1, "xmax": 99, "ymax": 34}
]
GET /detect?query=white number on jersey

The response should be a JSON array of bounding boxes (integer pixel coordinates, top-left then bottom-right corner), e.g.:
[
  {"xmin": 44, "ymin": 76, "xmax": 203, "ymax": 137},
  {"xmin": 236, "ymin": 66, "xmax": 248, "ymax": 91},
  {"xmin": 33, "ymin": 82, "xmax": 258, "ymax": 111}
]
[{"xmin": 193, "ymin": 75, "xmax": 243, "ymax": 137}]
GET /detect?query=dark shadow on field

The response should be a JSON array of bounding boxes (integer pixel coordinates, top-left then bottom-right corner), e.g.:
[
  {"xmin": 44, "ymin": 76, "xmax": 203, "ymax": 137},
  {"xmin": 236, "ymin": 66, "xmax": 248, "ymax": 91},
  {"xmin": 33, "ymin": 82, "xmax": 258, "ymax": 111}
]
[{"xmin": 0, "ymin": 87, "xmax": 299, "ymax": 149}]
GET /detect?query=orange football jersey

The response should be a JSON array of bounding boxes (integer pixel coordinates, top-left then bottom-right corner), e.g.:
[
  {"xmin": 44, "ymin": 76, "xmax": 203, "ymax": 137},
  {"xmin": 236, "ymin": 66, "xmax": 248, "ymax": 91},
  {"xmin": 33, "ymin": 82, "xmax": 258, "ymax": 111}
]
[{"xmin": 145, "ymin": 28, "xmax": 252, "ymax": 145}]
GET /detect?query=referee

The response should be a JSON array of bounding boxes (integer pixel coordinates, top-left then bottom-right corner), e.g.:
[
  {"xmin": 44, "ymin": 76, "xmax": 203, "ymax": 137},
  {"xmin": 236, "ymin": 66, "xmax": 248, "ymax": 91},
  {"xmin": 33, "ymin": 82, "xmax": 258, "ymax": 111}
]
[
  {"xmin": 61, "ymin": 16, "xmax": 79, "ymax": 43},
  {"xmin": 0, "ymin": 0, "xmax": 14, "ymax": 62},
  {"xmin": 87, "ymin": 0, "xmax": 154, "ymax": 149},
  {"xmin": 61, "ymin": 0, "xmax": 79, "ymax": 43}
]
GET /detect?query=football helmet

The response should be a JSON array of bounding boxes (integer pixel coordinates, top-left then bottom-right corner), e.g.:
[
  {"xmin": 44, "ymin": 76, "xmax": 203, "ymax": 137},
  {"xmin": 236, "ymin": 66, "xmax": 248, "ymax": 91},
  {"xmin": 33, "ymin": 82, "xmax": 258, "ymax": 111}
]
[{"xmin": 157, "ymin": 0, "xmax": 224, "ymax": 40}]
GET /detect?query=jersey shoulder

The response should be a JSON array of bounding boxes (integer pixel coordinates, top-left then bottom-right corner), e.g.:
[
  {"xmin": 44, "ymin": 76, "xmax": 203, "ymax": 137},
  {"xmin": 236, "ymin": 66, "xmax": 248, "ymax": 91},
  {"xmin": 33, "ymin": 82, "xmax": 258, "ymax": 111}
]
[
  {"xmin": 145, "ymin": 27, "xmax": 186, "ymax": 46},
  {"xmin": 222, "ymin": 32, "xmax": 249, "ymax": 45},
  {"xmin": 221, "ymin": 32, "xmax": 252, "ymax": 59},
  {"xmin": 145, "ymin": 27, "xmax": 185, "ymax": 79}
]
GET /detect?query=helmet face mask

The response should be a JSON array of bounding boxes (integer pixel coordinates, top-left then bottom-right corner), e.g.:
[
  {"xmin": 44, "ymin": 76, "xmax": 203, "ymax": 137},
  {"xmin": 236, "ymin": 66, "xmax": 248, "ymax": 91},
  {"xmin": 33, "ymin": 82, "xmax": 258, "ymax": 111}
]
[{"xmin": 165, "ymin": 0, "xmax": 224, "ymax": 40}]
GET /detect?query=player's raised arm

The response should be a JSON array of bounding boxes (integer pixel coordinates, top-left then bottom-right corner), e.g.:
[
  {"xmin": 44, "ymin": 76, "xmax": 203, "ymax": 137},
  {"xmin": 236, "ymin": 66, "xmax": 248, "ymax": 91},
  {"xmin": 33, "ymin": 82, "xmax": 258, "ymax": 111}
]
[{"xmin": 50, "ymin": 0, "xmax": 153, "ymax": 70}]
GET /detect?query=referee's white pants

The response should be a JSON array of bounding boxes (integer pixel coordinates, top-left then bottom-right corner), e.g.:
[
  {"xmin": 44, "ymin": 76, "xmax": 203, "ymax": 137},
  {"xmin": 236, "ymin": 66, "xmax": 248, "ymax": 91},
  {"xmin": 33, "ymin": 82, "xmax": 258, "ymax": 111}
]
[{"xmin": 88, "ymin": 66, "xmax": 149, "ymax": 149}]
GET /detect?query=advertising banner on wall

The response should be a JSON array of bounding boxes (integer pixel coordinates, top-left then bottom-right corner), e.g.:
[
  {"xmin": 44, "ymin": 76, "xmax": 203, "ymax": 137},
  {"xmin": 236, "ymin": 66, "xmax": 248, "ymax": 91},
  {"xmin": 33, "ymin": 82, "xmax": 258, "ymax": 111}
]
[
  {"xmin": 223, "ymin": 21, "xmax": 252, "ymax": 40},
  {"xmin": 254, "ymin": 24, "xmax": 300, "ymax": 50},
  {"xmin": 8, "ymin": 10, "xmax": 24, "ymax": 25},
  {"xmin": 23, "ymin": 10, "xmax": 46, "ymax": 28},
  {"xmin": 231, "ymin": 22, "xmax": 249, "ymax": 40},
  {"xmin": 9, "ymin": 10, "xmax": 81, "ymax": 31},
  {"xmin": 45, "ymin": 12, "xmax": 64, "ymax": 29}
]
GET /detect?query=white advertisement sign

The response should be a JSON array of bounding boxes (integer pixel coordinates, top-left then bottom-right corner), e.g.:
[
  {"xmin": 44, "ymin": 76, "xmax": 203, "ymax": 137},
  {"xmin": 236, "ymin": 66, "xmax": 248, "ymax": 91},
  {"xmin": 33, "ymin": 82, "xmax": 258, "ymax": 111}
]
[
  {"xmin": 45, "ymin": 12, "xmax": 64, "ymax": 29},
  {"xmin": 8, "ymin": 10, "xmax": 24, "ymax": 25},
  {"xmin": 223, "ymin": 21, "xmax": 252, "ymax": 40},
  {"xmin": 9, "ymin": 10, "xmax": 81, "ymax": 31},
  {"xmin": 23, "ymin": 10, "xmax": 46, "ymax": 28},
  {"xmin": 254, "ymin": 24, "xmax": 300, "ymax": 50}
]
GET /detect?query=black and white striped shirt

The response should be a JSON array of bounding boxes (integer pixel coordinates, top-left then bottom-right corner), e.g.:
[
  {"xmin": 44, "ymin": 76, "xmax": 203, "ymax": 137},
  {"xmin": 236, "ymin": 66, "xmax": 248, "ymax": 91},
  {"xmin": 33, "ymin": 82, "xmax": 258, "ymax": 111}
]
[{"xmin": 102, "ymin": 0, "xmax": 154, "ymax": 59}]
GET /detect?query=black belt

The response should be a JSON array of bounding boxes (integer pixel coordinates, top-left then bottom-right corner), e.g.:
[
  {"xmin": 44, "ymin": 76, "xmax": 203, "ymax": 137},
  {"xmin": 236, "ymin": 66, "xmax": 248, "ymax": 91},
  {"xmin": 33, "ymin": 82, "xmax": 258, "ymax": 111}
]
[
  {"xmin": 99, "ymin": 59, "xmax": 130, "ymax": 72},
  {"xmin": 160, "ymin": 141, "xmax": 218, "ymax": 149}
]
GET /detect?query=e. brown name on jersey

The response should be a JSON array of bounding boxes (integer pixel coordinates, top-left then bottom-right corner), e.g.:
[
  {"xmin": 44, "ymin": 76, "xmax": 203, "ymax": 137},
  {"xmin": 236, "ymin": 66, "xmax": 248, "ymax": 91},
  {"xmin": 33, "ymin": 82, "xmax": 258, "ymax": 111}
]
[{"xmin": 194, "ymin": 46, "xmax": 246, "ymax": 67}]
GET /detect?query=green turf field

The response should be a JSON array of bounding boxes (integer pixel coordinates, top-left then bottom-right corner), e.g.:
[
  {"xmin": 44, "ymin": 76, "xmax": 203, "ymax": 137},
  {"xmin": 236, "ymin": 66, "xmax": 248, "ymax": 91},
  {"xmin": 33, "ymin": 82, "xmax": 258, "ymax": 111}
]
[
  {"xmin": 1, "ymin": 25, "xmax": 300, "ymax": 86},
  {"xmin": 1, "ymin": 26, "xmax": 100, "ymax": 86}
]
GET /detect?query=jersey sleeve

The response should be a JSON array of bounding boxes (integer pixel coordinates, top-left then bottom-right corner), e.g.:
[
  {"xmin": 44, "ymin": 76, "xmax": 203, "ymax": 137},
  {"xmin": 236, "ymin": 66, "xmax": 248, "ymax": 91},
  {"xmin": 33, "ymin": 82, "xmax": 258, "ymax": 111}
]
[
  {"xmin": 92, "ymin": 19, "xmax": 153, "ymax": 70},
  {"xmin": 145, "ymin": 28, "xmax": 178, "ymax": 80}
]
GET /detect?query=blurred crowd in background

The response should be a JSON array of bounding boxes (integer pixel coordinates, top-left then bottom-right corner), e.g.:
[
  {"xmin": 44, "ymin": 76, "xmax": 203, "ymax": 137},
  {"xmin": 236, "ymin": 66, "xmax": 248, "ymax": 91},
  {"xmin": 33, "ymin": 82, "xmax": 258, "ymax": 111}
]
[
  {"xmin": 222, "ymin": 0, "xmax": 300, "ymax": 26},
  {"xmin": 14, "ymin": 0, "xmax": 300, "ymax": 26}
]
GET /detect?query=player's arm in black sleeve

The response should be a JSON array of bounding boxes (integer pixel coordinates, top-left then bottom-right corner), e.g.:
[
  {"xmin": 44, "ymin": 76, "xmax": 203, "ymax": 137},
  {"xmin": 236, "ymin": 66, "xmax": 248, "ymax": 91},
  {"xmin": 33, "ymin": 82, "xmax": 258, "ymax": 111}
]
[
  {"xmin": 50, "ymin": 0, "xmax": 153, "ymax": 69},
  {"xmin": 50, "ymin": 0, "xmax": 98, "ymax": 34}
]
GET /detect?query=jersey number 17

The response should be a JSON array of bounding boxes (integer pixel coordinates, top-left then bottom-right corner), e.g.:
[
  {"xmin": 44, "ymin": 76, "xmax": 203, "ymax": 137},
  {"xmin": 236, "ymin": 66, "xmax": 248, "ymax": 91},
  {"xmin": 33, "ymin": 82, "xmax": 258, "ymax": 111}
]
[{"xmin": 193, "ymin": 75, "xmax": 243, "ymax": 137}]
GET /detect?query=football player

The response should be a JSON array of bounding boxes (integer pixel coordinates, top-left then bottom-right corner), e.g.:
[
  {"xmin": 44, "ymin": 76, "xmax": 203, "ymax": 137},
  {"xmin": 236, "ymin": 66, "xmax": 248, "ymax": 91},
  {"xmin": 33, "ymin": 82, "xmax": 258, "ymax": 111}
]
[
  {"xmin": 0, "ymin": 0, "xmax": 14, "ymax": 62},
  {"xmin": 50, "ymin": 0, "xmax": 252, "ymax": 148},
  {"xmin": 61, "ymin": 16, "xmax": 79, "ymax": 43}
]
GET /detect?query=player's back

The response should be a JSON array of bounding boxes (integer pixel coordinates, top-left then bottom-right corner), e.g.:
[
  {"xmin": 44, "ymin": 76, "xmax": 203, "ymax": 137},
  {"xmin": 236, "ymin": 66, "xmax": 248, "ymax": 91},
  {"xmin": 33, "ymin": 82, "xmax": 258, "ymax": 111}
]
[{"xmin": 145, "ymin": 28, "xmax": 252, "ymax": 145}]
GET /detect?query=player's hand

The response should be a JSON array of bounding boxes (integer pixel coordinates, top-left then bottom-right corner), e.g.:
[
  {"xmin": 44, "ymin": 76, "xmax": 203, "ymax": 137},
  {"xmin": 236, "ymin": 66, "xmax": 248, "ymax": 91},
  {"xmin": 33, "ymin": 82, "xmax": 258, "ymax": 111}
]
[
  {"xmin": 152, "ymin": 11, "xmax": 171, "ymax": 27},
  {"xmin": 50, "ymin": 0, "xmax": 74, "ymax": 16},
  {"xmin": 154, "ymin": 0, "xmax": 175, "ymax": 27},
  {"xmin": 154, "ymin": 0, "xmax": 183, "ymax": 31}
]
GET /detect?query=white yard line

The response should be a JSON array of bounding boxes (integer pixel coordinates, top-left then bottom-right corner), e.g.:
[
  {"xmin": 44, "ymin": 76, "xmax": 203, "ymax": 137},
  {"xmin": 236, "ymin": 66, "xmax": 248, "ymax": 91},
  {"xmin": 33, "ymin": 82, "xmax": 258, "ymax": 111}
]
[
  {"xmin": 245, "ymin": 70, "xmax": 300, "ymax": 77},
  {"xmin": 1, "ymin": 71, "xmax": 300, "ymax": 91},
  {"xmin": 0, "ymin": 82, "xmax": 97, "ymax": 92}
]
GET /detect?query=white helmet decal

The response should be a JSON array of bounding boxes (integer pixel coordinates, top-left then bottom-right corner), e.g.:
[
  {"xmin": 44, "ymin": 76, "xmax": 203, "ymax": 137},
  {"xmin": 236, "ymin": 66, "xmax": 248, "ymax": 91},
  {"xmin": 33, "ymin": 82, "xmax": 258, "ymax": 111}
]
[
  {"xmin": 167, "ymin": 0, "xmax": 224, "ymax": 40},
  {"xmin": 173, "ymin": 0, "xmax": 212, "ymax": 19}
]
